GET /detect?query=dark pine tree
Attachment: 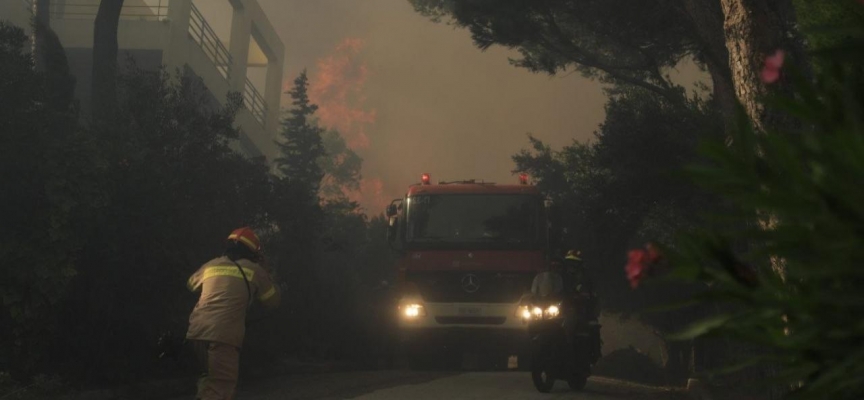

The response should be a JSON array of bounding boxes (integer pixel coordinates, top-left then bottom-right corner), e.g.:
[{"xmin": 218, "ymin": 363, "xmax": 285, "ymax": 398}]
[{"xmin": 275, "ymin": 69, "xmax": 326, "ymax": 199}]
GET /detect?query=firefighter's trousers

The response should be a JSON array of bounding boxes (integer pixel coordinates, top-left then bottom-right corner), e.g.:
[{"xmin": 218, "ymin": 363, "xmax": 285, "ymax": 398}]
[{"xmin": 192, "ymin": 340, "xmax": 240, "ymax": 400}]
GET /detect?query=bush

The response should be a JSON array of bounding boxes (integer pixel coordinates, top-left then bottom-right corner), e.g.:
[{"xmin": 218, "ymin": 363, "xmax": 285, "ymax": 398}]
[
  {"xmin": 631, "ymin": 11, "xmax": 864, "ymax": 399},
  {"xmin": 0, "ymin": 22, "xmax": 86, "ymax": 381}
]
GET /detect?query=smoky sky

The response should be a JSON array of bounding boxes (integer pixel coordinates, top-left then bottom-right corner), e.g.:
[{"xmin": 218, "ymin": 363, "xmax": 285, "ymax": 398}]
[{"xmin": 247, "ymin": 0, "xmax": 676, "ymax": 215}]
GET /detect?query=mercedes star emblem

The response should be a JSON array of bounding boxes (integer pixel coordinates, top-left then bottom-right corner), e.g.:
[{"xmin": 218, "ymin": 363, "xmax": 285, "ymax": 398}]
[{"xmin": 461, "ymin": 274, "xmax": 480, "ymax": 293}]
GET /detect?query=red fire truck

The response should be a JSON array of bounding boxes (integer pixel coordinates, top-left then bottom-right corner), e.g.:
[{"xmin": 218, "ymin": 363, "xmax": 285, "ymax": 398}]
[{"xmin": 385, "ymin": 173, "xmax": 550, "ymax": 369}]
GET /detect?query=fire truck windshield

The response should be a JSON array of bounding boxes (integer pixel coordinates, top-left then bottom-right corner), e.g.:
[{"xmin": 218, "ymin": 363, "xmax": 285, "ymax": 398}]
[{"xmin": 405, "ymin": 194, "xmax": 542, "ymax": 249}]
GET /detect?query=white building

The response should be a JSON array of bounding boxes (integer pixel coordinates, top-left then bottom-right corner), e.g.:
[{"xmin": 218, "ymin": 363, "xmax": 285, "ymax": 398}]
[{"xmin": 1, "ymin": 0, "xmax": 284, "ymax": 161}]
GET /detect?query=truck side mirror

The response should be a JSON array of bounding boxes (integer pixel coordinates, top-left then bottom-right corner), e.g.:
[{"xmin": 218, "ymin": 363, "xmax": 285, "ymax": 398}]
[
  {"xmin": 386, "ymin": 198, "xmax": 402, "ymax": 218},
  {"xmin": 385, "ymin": 199, "xmax": 403, "ymax": 250},
  {"xmin": 387, "ymin": 216, "xmax": 398, "ymax": 243}
]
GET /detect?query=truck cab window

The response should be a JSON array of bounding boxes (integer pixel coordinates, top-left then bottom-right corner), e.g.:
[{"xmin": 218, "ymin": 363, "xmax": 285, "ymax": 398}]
[{"xmin": 406, "ymin": 194, "xmax": 540, "ymax": 248}]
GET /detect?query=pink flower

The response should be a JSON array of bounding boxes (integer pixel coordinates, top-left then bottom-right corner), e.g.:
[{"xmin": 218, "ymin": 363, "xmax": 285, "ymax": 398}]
[
  {"xmin": 761, "ymin": 49, "xmax": 785, "ymax": 84},
  {"xmin": 625, "ymin": 243, "xmax": 665, "ymax": 289},
  {"xmin": 626, "ymin": 249, "xmax": 648, "ymax": 289}
]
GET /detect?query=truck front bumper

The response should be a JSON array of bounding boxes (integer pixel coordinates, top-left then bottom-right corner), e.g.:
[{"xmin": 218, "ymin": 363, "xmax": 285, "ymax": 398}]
[{"xmin": 397, "ymin": 301, "xmax": 530, "ymax": 353}]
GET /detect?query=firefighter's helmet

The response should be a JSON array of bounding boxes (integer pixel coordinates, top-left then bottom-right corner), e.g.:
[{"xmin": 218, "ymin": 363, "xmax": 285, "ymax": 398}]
[{"xmin": 227, "ymin": 227, "xmax": 261, "ymax": 253}]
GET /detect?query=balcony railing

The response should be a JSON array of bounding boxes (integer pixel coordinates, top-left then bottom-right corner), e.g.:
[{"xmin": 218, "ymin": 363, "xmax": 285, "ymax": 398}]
[
  {"xmin": 46, "ymin": 1, "xmax": 169, "ymax": 21},
  {"xmin": 244, "ymin": 77, "xmax": 267, "ymax": 126},
  {"xmin": 188, "ymin": 3, "xmax": 232, "ymax": 82}
]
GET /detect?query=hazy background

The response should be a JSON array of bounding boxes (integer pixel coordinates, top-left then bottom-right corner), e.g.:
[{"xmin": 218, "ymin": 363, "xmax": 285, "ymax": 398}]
[
  {"xmin": 247, "ymin": 0, "xmax": 611, "ymax": 214},
  {"xmin": 198, "ymin": 0, "xmax": 702, "ymax": 214}
]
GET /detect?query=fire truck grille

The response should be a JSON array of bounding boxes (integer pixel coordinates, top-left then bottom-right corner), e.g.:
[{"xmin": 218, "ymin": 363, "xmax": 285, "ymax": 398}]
[
  {"xmin": 435, "ymin": 316, "xmax": 507, "ymax": 325},
  {"xmin": 406, "ymin": 271, "xmax": 534, "ymax": 303}
]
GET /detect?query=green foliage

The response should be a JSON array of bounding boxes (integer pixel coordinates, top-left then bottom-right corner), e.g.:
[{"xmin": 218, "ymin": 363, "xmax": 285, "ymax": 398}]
[
  {"xmin": 660, "ymin": 16, "xmax": 864, "ymax": 399},
  {"xmin": 359, "ymin": 215, "xmax": 398, "ymax": 286},
  {"xmin": 513, "ymin": 87, "xmax": 725, "ymax": 380},
  {"xmin": 264, "ymin": 70, "xmax": 327, "ymax": 360},
  {"xmin": 275, "ymin": 70, "xmax": 326, "ymax": 198},
  {"xmin": 794, "ymin": 0, "xmax": 864, "ymax": 59},
  {"xmin": 0, "ymin": 22, "xmax": 86, "ymax": 379},
  {"xmin": 0, "ymin": 21, "xmax": 274, "ymax": 381},
  {"xmin": 409, "ymin": 0, "xmax": 708, "ymax": 99},
  {"xmin": 260, "ymin": 69, "xmax": 396, "ymax": 365},
  {"xmin": 33, "ymin": 18, "xmax": 77, "ymax": 116},
  {"xmin": 513, "ymin": 87, "xmax": 722, "ymax": 312},
  {"xmin": 49, "ymin": 64, "xmax": 273, "ymax": 383},
  {"xmin": 0, "ymin": 19, "xmax": 396, "ymax": 386},
  {"xmin": 319, "ymin": 129, "xmax": 363, "ymax": 199}
]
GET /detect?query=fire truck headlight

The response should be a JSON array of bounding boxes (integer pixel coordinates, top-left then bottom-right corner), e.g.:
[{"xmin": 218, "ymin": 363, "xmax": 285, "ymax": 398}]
[
  {"xmin": 546, "ymin": 305, "xmax": 560, "ymax": 318},
  {"xmin": 517, "ymin": 306, "xmax": 532, "ymax": 320},
  {"xmin": 532, "ymin": 307, "xmax": 543, "ymax": 318},
  {"xmin": 402, "ymin": 304, "xmax": 426, "ymax": 318}
]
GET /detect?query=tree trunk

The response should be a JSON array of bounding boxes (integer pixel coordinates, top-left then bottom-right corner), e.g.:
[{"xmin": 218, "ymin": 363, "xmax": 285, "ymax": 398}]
[
  {"xmin": 681, "ymin": 0, "xmax": 738, "ymax": 127},
  {"xmin": 721, "ymin": 0, "xmax": 800, "ymax": 275},
  {"xmin": 719, "ymin": 0, "xmax": 808, "ymax": 133},
  {"xmin": 721, "ymin": 0, "xmax": 806, "ymax": 281},
  {"xmin": 720, "ymin": 6, "xmax": 805, "ymax": 398},
  {"xmin": 34, "ymin": 0, "xmax": 50, "ymax": 72},
  {"xmin": 92, "ymin": 0, "xmax": 125, "ymax": 122},
  {"xmin": 32, "ymin": 1, "xmax": 77, "ymax": 116}
]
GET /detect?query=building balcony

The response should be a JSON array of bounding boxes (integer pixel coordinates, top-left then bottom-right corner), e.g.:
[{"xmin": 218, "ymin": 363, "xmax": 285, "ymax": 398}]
[{"xmin": 1, "ymin": 0, "xmax": 284, "ymax": 161}]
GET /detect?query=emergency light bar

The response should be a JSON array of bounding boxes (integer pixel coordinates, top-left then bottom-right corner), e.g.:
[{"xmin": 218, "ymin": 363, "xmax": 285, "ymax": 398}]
[{"xmin": 421, "ymin": 173, "xmax": 431, "ymax": 185}]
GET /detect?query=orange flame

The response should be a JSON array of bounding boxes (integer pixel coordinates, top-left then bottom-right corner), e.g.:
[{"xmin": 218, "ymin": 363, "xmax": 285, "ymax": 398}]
[
  {"xmin": 291, "ymin": 38, "xmax": 395, "ymax": 215},
  {"xmin": 309, "ymin": 38, "xmax": 376, "ymax": 150},
  {"xmin": 347, "ymin": 178, "xmax": 390, "ymax": 216}
]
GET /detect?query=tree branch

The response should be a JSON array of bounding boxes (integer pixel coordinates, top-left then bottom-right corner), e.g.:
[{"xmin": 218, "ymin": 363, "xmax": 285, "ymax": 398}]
[{"xmin": 536, "ymin": 13, "xmax": 681, "ymax": 102}]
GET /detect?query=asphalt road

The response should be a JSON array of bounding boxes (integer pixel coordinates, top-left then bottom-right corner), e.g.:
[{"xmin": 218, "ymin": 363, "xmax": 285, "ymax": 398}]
[{"xmin": 179, "ymin": 371, "xmax": 687, "ymax": 400}]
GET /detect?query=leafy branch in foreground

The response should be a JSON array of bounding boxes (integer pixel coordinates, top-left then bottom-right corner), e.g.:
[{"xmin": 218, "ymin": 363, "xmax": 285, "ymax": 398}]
[{"xmin": 626, "ymin": 10, "xmax": 864, "ymax": 399}]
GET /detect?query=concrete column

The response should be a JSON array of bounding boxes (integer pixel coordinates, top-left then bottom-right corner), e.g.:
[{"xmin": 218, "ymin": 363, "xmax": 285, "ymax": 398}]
[
  {"xmin": 228, "ymin": 3, "xmax": 251, "ymax": 93},
  {"xmin": 163, "ymin": 0, "xmax": 192, "ymax": 70},
  {"xmin": 264, "ymin": 55, "xmax": 283, "ymax": 135}
]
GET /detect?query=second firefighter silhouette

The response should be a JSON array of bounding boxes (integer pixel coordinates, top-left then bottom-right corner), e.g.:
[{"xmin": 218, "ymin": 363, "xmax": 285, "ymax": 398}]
[{"xmin": 560, "ymin": 249, "xmax": 601, "ymax": 364}]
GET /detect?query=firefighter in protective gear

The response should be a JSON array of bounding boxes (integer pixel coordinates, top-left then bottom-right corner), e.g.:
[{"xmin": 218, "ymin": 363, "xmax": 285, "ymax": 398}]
[
  {"xmin": 561, "ymin": 250, "xmax": 595, "ymax": 303},
  {"xmin": 560, "ymin": 249, "xmax": 602, "ymax": 364},
  {"xmin": 186, "ymin": 227, "xmax": 281, "ymax": 400}
]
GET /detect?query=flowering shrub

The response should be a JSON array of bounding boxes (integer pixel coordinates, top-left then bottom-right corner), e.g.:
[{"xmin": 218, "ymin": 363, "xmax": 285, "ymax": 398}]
[
  {"xmin": 626, "ymin": 12, "xmax": 864, "ymax": 400},
  {"xmin": 625, "ymin": 243, "xmax": 663, "ymax": 289},
  {"xmin": 761, "ymin": 49, "xmax": 785, "ymax": 84}
]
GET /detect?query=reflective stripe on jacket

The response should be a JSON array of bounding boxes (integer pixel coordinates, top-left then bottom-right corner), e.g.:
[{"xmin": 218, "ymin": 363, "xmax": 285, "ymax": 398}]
[{"xmin": 186, "ymin": 256, "xmax": 280, "ymax": 347}]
